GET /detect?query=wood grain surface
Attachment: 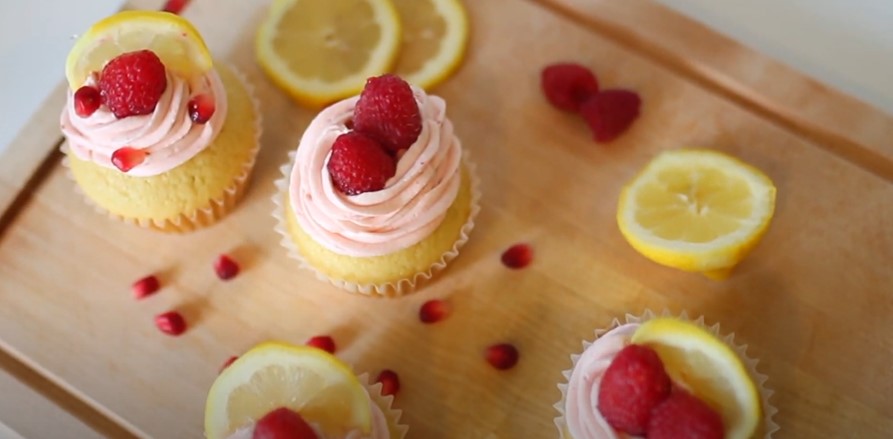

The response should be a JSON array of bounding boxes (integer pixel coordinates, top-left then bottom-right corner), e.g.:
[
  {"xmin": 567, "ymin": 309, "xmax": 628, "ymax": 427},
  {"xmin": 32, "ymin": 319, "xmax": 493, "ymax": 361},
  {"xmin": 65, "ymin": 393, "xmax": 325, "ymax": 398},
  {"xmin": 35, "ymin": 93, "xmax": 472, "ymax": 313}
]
[{"xmin": 0, "ymin": 0, "xmax": 891, "ymax": 438}]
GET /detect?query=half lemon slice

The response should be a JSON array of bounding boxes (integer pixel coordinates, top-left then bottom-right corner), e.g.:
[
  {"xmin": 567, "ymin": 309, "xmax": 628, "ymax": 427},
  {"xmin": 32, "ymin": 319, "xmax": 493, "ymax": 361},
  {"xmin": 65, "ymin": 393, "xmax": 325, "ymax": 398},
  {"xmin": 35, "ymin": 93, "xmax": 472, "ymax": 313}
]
[
  {"xmin": 391, "ymin": 0, "xmax": 469, "ymax": 89},
  {"xmin": 255, "ymin": 0, "xmax": 402, "ymax": 107},
  {"xmin": 617, "ymin": 149, "xmax": 776, "ymax": 279},
  {"xmin": 204, "ymin": 342, "xmax": 372, "ymax": 439},
  {"xmin": 632, "ymin": 318, "xmax": 762, "ymax": 439},
  {"xmin": 65, "ymin": 10, "xmax": 212, "ymax": 89}
]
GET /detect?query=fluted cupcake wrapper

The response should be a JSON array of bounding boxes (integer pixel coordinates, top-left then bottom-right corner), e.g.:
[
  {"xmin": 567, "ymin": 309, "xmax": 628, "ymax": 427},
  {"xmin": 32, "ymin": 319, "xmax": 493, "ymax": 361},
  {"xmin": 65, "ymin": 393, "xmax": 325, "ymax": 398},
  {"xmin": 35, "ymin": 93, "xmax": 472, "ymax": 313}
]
[
  {"xmin": 272, "ymin": 149, "xmax": 481, "ymax": 298},
  {"xmin": 357, "ymin": 373, "xmax": 409, "ymax": 439},
  {"xmin": 61, "ymin": 65, "xmax": 262, "ymax": 233},
  {"xmin": 554, "ymin": 309, "xmax": 779, "ymax": 439}
]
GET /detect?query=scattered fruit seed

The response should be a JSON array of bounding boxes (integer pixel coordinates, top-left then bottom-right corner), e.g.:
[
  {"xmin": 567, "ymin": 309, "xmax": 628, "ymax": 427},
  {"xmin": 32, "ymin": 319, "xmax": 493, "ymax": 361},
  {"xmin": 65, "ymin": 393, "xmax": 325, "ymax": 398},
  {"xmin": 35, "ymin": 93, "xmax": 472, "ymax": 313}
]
[
  {"xmin": 73, "ymin": 85, "xmax": 102, "ymax": 117},
  {"xmin": 352, "ymin": 74, "xmax": 423, "ymax": 153},
  {"xmin": 188, "ymin": 93, "xmax": 215, "ymax": 124},
  {"xmin": 111, "ymin": 147, "xmax": 147, "ymax": 172},
  {"xmin": 131, "ymin": 275, "xmax": 160, "ymax": 300},
  {"xmin": 253, "ymin": 407, "xmax": 319, "ymax": 439},
  {"xmin": 155, "ymin": 311, "xmax": 187, "ymax": 336},
  {"xmin": 219, "ymin": 355, "xmax": 238, "ymax": 374},
  {"xmin": 597, "ymin": 344, "xmax": 672, "ymax": 435},
  {"xmin": 305, "ymin": 335, "xmax": 336, "ymax": 354},
  {"xmin": 580, "ymin": 89, "xmax": 642, "ymax": 143},
  {"xmin": 501, "ymin": 243, "xmax": 533, "ymax": 269},
  {"xmin": 485, "ymin": 343, "xmax": 519, "ymax": 370},
  {"xmin": 213, "ymin": 254, "xmax": 240, "ymax": 281},
  {"xmin": 419, "ymin": 299, "xmax": 450, "ymax": 324},
  {"xmin": 376, "ymin": 369, "xmax": 400, "ymax": 397},
  {"xmin": 161, "ymin": 0, "xmax": 190, "ymax": 14},
  {"xmin": 541, "ymin": 63, "xmax": 600, "ymax": 112}
]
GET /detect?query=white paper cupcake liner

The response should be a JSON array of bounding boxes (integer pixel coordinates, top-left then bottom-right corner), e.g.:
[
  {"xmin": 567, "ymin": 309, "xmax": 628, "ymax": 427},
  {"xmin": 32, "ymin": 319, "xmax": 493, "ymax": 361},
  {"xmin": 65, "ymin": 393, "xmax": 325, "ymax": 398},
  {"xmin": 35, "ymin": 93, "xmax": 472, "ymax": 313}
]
[
  {"xmin": 554, "ymin": 309, "xmax": 779, "ymax": 439},
  {"xmin": 61, "ymin": 64, "xmax": 262, "ymax": 233},
  {"xmin": 357, "ymin": 373, "xmax": 409, "ymax": 439},
  {"xmin": 272, "ymin": 149, "xmax": 481, "ymax": 297}
]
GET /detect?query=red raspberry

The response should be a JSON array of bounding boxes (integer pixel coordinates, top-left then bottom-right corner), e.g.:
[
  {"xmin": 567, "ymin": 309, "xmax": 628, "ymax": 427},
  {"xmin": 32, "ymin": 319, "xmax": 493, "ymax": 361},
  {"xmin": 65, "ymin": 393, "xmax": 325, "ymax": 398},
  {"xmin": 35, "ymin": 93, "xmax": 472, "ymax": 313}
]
[
  {"xmin": 99, "ymin": 50, "xmax": 167, "ymax": 119},
  {"xmin": 647, "ymin": 391, "xmax": 725, "ymax": 439},
  {"xmin": 580, "ymin": 89, "xmax": 641, "ymax": 143},
  {"xmin": 541, "ymin": 63, "xmax": 600, "ymax": 112},
  {"xmin": 597, "ymin": 344, "xmax": 671, "ymax": 435},
  {"xmin": 352, "ymin": 74, "xmax": 422, "ymax": 153},
  {"xmin": 327, "ymin": 131, "xmax": 396, "ymax": 195},
  {"xmin": 253, "ymin": 407, "xmax": 318, "ymax": 439}
]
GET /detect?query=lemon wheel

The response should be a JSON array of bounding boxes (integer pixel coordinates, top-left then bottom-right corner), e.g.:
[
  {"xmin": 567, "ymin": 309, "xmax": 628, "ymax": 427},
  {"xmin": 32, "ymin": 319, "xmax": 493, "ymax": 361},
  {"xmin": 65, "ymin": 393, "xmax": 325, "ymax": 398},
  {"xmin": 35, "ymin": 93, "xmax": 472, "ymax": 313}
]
[{"xmin": 391, "ymin": 0, "xmax": 469, "ymax": 89}]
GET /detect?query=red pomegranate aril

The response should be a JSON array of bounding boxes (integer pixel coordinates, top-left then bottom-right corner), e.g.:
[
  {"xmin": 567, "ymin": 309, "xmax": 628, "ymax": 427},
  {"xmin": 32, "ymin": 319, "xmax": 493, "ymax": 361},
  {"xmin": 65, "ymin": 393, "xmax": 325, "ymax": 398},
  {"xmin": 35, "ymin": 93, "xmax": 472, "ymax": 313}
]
[
  {"xmin": 419, "ymin": 299, "xmax": 450, "ymax": 324},
  {"xmin": 219, "ymin": 355, "xmax": 238, "ymax": 373},
  {"xmin": 74, "ymin": 85, "xmax": 102, "ymax": 117},
  {"xmin": 253, "ymin": 407, "xmax": 318, "ymax": 439},
  {"xmin": 155, "ymin": 311, "xmax": 187, "ymax": 336},
  {"xmin": 306, "ymin": 335, "xmax": 336, "ymax": 354},
  {"xmin": 111, "ymin": 147, "xmax": 147, "ymax": 172},
  {"xmin": 376, "ymin": 369, "xmax": 400, "ymax": 397},
  {"xmin": 131, "ymin": 275, "xmax": 160, "ymax": 299},
  {"xmin": 485, "ymin": 343, "xmax": 519, "ymax": 370},
  {"xmin": 161, "ymin": 0, "xmax": 190, "ymax": 14},
  {"xmin": 188, "ymin": 93, "xmax": 215, "ymax": 124},
  {"xmin": 213, "ymin": 254, "xmax": 240, "ymax": 281},
  {"xmin": 501, "ymin": 243, "xmax": 533, "ymax": 269}
]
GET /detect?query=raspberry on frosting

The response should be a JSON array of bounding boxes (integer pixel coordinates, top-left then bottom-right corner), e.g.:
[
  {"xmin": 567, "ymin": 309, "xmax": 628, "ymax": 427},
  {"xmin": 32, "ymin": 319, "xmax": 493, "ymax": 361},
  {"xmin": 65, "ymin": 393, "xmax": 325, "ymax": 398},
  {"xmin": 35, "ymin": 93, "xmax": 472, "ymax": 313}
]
[
  {"xmin": 352, "ymin": 74, "xmax": 423, "ymax": 153},
  {"xmin": 326, "ymin": 131, "xmax": 397, "ymax": 195},
  {"xmin": 99, "ymin": 49, "xmax": 168, "ymax": 119}
]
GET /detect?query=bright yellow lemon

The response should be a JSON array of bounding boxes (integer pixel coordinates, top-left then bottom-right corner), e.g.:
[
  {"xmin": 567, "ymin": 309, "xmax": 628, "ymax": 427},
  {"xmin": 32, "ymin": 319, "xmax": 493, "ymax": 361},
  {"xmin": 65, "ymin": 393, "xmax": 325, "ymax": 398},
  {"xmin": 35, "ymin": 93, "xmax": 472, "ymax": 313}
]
[{"xmin": 391, "ymin": 0, "xmax": 469, "ymax": 89}]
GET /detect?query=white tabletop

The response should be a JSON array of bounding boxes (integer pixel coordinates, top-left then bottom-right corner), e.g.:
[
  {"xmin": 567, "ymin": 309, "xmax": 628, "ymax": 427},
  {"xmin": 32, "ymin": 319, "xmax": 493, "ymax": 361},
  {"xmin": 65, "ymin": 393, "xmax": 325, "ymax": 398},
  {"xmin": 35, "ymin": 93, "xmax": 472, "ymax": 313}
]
[{"xmin": 1, "ymin": 0, "xmax": 892, "ymax": 153}]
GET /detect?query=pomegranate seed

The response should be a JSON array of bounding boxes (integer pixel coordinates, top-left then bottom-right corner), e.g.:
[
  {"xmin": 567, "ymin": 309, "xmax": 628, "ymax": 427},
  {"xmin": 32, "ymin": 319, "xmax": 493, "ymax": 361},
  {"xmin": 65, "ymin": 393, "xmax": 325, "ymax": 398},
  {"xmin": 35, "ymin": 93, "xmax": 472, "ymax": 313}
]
[
  {"xmin": 131, "ymin": 275, "xmax": 160, "ymax": 299},
  {"xmin": 155, "ymin": 311, "xmax": 187, "ymax": 336},
  {"xmin": 219, "ymin": 355, "xmax": 238, "ymax": 373},
  {"xmin": 501, "ymin": 243, "xmax": 533, "ymax": 269},
  {"xmin": 213, "ymin": 254, "xmax": 240, "ymax": 280},
  {"xmin": 376, "ymin": 369, "xmax": 400, "ymax": 397},
  {"xmin": 73, "ymin": 85, "xmax": 101, "ymax": 117},
  {"xmin": 110, "ymin": 147, "xmax": 147, "ymax": 172},
  {"xmin": 253, "ymin": 407, "xmax": 318, "ymax": 439},
  {"xmin": 161, "ymin": 0, "xmax": 189, "ymax": 14},
  {"xmin": 485, "ymin": 343, "xmax": 519, "ymax": 370},
  {"xmin": 305, "ymin": 335, "xmax": 336, "ymax": 354},
  {"xmin": 419, "ymin": 299, "xmax": 450, "ymax": 324},
  {"xmin": 188, "ymin": 93, "xmax": 215, "ymax": 124}
]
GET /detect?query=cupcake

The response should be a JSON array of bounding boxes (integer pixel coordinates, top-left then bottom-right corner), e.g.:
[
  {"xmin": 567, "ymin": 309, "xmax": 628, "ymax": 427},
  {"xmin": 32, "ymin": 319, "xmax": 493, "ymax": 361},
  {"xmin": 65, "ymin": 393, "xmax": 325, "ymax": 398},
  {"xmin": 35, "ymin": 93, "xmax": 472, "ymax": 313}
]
[
  {"xmin": 205, "ymin": 342, "xmax": 407, "ymax": 439},
  {"xmin": 555, "ymin": 311, "xmax": 778, "ymax": 439},
  {"xmin": 273, "ymin": 74, "xmax": 479, "ymax": 296},
  {"xmin": 59, "ymin": 11, "xmax": 260, "ymax": 232}
]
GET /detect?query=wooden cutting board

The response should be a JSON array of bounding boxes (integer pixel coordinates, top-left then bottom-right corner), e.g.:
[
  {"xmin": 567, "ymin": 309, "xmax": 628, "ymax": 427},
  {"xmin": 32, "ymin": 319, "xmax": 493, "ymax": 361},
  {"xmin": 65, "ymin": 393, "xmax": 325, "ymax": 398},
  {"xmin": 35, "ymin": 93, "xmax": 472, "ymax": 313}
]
[{"xmin": 1, "ymin": 0, "xmax": 891, "ymax": 437}]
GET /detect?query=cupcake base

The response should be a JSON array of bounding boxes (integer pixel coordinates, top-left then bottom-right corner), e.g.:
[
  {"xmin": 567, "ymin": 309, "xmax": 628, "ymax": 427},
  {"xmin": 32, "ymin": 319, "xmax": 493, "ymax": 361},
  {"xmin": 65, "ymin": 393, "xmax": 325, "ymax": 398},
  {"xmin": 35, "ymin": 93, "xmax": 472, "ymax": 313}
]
[
  {"xmin": 272, "ymin": 151, "xmax": 480, "ymax": 297},
  {"xmin": 63, "ymin": 63, "xmax": 261, "ymax": 233},
  {"xmin": 358, "ymin": 373, "xmax": 409, "ymax": 439},
  {"xmin": 554, "ymin": 310, "xmax": 779, "ymax": 438}
]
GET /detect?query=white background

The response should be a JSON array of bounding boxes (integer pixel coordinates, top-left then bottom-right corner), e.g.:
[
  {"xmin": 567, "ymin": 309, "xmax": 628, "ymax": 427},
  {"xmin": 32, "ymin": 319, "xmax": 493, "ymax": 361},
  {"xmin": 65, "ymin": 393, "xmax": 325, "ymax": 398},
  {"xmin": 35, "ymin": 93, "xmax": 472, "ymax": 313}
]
[{"xmin": 1, "ymin": 0, "xmax": 892, "ymax": 154}]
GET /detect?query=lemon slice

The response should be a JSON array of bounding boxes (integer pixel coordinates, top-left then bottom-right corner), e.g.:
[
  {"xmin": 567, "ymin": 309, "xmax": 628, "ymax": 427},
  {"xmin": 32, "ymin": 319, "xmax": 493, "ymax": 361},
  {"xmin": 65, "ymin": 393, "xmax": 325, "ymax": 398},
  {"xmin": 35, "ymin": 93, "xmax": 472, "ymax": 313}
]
[
  {"xmin": 65, "ymin": 10, "xmax": 212, "ymax": 90},
  {"xmin": 204, "ymin": 342, "xmax": 372, "ymax": 439},
  {"xmin": 255, "ymin": 0, "xmax": 402, "ymax": 107},
  {"xmin": 631, "ymin": 318, "xmax": 761, "ymax": 439},
  {"xmin": 617, "ymin": 149, "xmax": 776, "ymax": 279},
  {"xmin": 391, "ymin": 0, "xmax": 469, "ymax": 89}
]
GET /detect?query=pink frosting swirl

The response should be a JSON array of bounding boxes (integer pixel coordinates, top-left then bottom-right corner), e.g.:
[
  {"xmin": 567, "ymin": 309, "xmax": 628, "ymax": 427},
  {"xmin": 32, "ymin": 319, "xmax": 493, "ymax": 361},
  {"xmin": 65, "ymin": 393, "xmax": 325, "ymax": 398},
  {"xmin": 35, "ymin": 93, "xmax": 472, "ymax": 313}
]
[
  {"xmin": 60, "ymin": 69, "xmax": 227, "ymax": 177},
  {"xmin": 565, "ymin": 323, "xmax": 641, "ymax": 439},
  {"xmin": 288, "ymin": 87, "xmax": 461, "ymax": 257}
]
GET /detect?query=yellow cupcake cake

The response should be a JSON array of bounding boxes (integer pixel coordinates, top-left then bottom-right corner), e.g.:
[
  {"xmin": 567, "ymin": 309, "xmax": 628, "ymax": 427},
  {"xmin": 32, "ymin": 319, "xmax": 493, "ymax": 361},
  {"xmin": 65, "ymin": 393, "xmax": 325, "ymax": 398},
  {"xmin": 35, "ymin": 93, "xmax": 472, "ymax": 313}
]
[
  {"xmin": 274, "ymin": 74, "xmax": 479, "ymax": 296},
  {"xmin": 59, "ymin": 11, "xmax": 260, "ymax": 232}
]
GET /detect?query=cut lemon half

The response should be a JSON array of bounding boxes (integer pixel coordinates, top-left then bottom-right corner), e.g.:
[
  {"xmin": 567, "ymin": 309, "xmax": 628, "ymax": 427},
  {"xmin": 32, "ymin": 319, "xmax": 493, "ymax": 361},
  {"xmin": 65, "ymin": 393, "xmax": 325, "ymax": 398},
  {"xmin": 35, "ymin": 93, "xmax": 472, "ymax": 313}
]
[
  {"xmin": 632, "ymin": 318, "xmax": 762, "ymax": 439},
  {"xmin": 617, "ymin": 149, "xmax": 776, "ymax": 279},
  {"xmin": 255, "ymin": 0, "xmax": 402, "ymax": 107},
  {"xmin": 391, "ymin": 0, "xmax": 469, "ymax": 89},
  {"xmin": 65, "ymin": 10, "xmax": 212, "ymax": 90},
  {"xmin": 204, "ymin": 342, "xmax": 372, "ymax": 439}
]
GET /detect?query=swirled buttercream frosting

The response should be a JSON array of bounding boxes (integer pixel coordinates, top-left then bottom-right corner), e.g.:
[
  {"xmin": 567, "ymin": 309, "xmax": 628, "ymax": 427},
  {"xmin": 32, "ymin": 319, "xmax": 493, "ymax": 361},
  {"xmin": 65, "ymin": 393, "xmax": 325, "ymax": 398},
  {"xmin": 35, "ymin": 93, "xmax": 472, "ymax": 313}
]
[
  {"xmin": 60, "ymin": 69, "xmax": 228, "ymax": 177},
  {"xmin": 288, "ymin": 87, "xmax": 462, "ymax": 257}
]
